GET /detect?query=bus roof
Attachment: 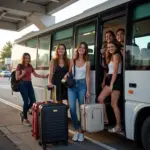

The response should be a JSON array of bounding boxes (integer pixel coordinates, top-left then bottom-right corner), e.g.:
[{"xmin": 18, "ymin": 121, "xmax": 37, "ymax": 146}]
[{"xmin": 15, "ymin": 0, "xmax": 131, "ymax": 44}]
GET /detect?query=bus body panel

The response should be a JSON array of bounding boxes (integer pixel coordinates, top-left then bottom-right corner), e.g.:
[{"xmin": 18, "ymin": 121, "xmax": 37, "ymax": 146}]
[
  {"xmin": 125, "ymin": 71, "xmax": 150, "ymax": 103},
  {"xmin": 125, "ymin": 101, "xmax": 150, "ymax": 140}
]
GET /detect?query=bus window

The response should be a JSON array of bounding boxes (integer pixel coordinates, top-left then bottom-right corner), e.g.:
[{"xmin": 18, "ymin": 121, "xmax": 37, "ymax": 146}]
[
  {"xmin": 25, "ymin": 38, "xmax": 38, "ymax": 68},
  {"xmin": 103, "ymin": 17, "xmax": 125, "ymax": 42},
  {"xmin": 37, "ymin": 35, "xmax": 50, "ymax": 68},
  {"xmin": 75, "ymin": 22, "xmax": 96, "ymax": 70},
  {"xmin": 11, "ymin": 39, "xmax": 37, "ymax": 69},
  {"xmin": 126, "ymin": 3, "xmax": 150, "ymax": 70},
  {"xmin": 51, "ymin": 28, "xmax": 73, "ymax": 59}
]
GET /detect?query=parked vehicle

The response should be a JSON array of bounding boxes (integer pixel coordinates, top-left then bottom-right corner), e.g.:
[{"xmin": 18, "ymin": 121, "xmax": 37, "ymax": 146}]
[{"xmin": 0, "ymin": 71, "xmax": 11, "ymax": 77}]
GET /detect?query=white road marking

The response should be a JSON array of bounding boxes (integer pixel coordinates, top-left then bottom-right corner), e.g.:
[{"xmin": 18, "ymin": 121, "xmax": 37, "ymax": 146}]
[
  {"xmin": 0, "ymin": 97, "xmax": 117, "ymax": 150},
  {"xmin": 0, "ymin": 85, "xmax": 10, "ymax": 89}
]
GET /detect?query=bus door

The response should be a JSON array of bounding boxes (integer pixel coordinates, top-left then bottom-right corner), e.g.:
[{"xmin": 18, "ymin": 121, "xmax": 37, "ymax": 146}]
[{"xmin": 96, "ymin": 6, "xmax": 127, "ymax": 129}]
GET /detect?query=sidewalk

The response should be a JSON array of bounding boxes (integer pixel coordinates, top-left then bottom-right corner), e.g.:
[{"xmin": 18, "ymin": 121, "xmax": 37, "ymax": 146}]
[
  {"xmin": 0, "ymin": 101, "xmax": 110, "ymax": 150},
  {"xmin": 0, "ymin": 102, "xmax": 39, "ymax": 150},
  {"xmin": 0, "ymin": 100, "xmax": 135, "ymax": 150},
  {"xmin": 0, "ymin": 130, "xmax": 19, "ymax": 150}
]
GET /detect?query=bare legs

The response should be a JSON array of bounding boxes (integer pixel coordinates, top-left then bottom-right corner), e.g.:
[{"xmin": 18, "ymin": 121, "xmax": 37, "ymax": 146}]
[
  {"xmin": 111, "ymin": 91, "xmax": 121, "ymax": 128},
  {"xmin": 98, "ymin": 86, "xmax": 111, "ymax": 123},
  {"xmin": 98, "ymin": 86, "xmax": 121, "ymax": 132}
]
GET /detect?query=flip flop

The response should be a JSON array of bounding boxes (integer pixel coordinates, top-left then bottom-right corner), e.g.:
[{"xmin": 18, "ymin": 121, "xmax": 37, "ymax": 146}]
[{"xmin": 108, "ymin": 126, "xmax": 122, "ymax": 133}]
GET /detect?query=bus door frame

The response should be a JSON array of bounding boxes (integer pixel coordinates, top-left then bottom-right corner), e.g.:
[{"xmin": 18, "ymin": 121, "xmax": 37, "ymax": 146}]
[{"xmin": 95, "ymin": 3, "xmax": 129, "ymax": 130}]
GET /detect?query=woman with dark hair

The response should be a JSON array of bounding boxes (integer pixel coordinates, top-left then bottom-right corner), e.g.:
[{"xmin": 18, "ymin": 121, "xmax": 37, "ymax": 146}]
[
  {"xmin": 98, "ymin": 41, "xmax": 122, "ymax": 133},
  {"xmin": 68, "ymin": 42, "xmax": 90, "ymax": 142},
  {"xmin": 16, "ymin": 53, "xmax": 48, "ymax": 126},
  {"xmin": 48, "ymin": 44, "xmax": 69, "ymax": 106},
  {"xmin": 116, "ymin": 28, "xmax": 125, "ymax": 56},
  {"xmin": 116, "ymin": 28, "xmax": 125, "ymax": 45}
]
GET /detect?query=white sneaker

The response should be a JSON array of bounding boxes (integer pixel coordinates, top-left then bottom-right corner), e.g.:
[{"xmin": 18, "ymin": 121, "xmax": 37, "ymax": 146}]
[
  {"xmin": 72, "ymin": 132, "xmax": 79, "ymax": 141},
  {"xmin": 78, "ymin": 133, "xmax": 84, "ymax": 142}
]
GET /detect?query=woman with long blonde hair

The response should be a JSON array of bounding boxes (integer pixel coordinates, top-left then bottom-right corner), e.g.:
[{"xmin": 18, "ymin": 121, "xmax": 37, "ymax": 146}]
[
  {"xmin": 98, "ymin": 41, "xmax": 122, "ymax": 133},
  {"xmin": 68, "ymin": 42, "xmax": 90, "ymax": 142},
  {"xmin": 48, "ymin": 44, "xmax": 69, "ymax": 105}
]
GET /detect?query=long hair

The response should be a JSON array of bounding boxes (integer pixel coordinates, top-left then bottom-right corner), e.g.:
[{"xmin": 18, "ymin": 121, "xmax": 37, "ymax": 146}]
[
  {"xmin": 106, "ymin": 41, "xmax": 120, "ymax": 64},
  {"xmin": 105, "ymin": 30, "xmax": 116, "ymax": 42},
  {"xmin": 53, "ymin": 44, "xmax": 69, "ymax": 67},
  {"xmin": 75, "ymin": 42, "xmax": 89, "ymax": 61},
  {"xmin": 21, "ymin": 53, "xmax": 31, "ymax": 65},
  {"xmin": 116, "ymin": 28, "xmax": 125, "ymax": 34}
]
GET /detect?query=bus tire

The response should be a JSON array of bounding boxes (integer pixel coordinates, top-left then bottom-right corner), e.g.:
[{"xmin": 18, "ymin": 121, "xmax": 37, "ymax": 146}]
[{"xmin": 141, "ymin": 116, "xmax": 150, "ymax": 150}]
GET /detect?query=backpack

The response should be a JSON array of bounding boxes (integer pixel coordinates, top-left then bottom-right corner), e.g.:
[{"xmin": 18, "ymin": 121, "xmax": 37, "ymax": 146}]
[{"xmin": 11, "ymin": 64, "xmax": 24, "ymax": 93}]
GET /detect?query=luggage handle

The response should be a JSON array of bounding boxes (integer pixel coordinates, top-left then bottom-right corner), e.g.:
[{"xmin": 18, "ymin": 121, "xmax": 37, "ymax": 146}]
[
  {"xmin": 44, "ymin": 85, "xmax": 53, "ymax": 104},
  {"xmin": 45, "ymin": 85, "xmax": 57, "ymax": 103}
]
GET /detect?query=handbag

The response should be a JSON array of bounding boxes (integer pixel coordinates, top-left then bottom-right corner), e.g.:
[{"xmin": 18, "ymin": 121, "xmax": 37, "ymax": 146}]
[{"xmin": 65, "ymin": 60, "xmax": 75, "ymax": 88}]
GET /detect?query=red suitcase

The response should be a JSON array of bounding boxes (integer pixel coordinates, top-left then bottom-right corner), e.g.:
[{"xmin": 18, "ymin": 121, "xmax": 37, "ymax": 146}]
[{"xmin": 32, "ymin": 86, "xmax": 56, "ymax": 140}]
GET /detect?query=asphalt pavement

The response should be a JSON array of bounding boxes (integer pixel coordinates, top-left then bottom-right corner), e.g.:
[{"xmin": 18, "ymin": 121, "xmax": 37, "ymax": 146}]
[{"xmin": 0, "ymin": 130, "xmax": 19, "ymax": 150}]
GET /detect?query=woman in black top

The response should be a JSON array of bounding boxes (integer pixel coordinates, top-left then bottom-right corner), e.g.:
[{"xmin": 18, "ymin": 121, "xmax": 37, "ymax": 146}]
[{"xmin": 48, "ymin": 44, "xmax": 69, "ymax": 106}]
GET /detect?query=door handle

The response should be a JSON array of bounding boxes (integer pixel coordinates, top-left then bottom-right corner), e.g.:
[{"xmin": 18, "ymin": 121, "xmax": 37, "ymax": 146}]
[{"xmin": 129, "ymin": 83, "xmax": 137, "ymax": 88}]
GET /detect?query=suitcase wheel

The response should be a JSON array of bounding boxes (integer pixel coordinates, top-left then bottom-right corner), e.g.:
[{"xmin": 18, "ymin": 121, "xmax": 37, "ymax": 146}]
[
  {"xmin": 38, "ymin": 141, "xmax": 42, "ymax": 146},
  {"xmin": 63, "ymin": 140, "xmax": 68, "ymax": 146},
  {"xmin": 42, "ymin": 144, "xmax": 46, "ymax": 150}
]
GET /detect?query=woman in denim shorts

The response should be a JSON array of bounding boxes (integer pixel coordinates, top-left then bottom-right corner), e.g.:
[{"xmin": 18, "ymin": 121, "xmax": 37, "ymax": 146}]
[{"xmin": 68, "ymin": 42, "xmax": 90, "ymax": 142}]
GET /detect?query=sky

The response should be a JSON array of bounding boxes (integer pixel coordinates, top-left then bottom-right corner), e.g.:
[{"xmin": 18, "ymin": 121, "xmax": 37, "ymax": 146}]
[{"xmin": 0, "ymin": 0, "xmax": 107, "ymax": 50}]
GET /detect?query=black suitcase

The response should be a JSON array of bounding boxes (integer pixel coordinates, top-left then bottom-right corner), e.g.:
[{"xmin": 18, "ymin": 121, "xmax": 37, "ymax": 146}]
[{"xmin": 38, "ymin": 103, "xmax": 68, "ymax": 150}]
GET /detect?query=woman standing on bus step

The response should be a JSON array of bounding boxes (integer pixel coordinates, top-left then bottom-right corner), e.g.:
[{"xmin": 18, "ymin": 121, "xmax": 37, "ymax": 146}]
[
  {"xmin": 16, "ymin": 53, "xmax": 48, "ymax": 126},
  {"xmin": 68, "ymin": 42, "xmax": 90, "ymax": 142},
  {"xmin": 98, "ymin": 41, "xmax": 122, "ymax": 133},
  {"xmin": 101, "ymin": 30, "xmax": 117, "ymax": 87},
  {"xmin": 116, "ymin": 28, "xmax": 125, "ymax": 57},
  {"xmin": 101, "ymin": 30, "xmax": 117, "ymax": 125},
  {"xmin": 48, "ymin": 44, "xmax": 69, "ymax": 107}
]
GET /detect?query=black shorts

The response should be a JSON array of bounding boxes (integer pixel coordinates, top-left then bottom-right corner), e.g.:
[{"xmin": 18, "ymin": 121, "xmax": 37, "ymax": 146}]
[{"xmin": 105, "ymin": 74, "xmax": 122, "ymax": 91}]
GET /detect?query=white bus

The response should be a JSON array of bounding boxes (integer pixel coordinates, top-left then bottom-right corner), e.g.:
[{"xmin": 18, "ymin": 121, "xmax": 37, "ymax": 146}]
[{"xmin": 11, "ymin": 0, "xmax": 150, "ymax": 149}]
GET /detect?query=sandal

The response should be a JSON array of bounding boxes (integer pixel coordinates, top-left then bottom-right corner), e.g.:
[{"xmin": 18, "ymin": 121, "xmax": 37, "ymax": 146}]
[{"xmin": 108, "ymin": 126, "xmax": 122, "ymax": 133}]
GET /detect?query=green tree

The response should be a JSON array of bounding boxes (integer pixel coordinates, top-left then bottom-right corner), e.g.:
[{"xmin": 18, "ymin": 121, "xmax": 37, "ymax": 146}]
[{"xmin": 0, "ymin": 41, "xmax": 12, "ymax": 64}]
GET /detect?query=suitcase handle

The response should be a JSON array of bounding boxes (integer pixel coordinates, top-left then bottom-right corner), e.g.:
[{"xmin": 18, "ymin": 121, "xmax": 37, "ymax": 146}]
[
  {"xmin": 45, "ymin": 85, "xmax": 57, "ymax": 103},
  {"xmin": 47, "ymin": 85, "xmax": 54, "ymax": 91}
]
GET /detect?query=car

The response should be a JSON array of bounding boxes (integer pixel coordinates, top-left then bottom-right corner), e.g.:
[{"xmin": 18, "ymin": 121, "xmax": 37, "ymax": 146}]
[{"xmin": 0, "ymin": 71, "xmax": 11, "ymax": 77}]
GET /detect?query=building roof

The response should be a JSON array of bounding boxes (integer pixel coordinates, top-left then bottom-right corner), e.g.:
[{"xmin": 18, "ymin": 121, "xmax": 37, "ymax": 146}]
[{"xmin": 0, "ymin": 0, "xmax": 78, "ymax": 31}]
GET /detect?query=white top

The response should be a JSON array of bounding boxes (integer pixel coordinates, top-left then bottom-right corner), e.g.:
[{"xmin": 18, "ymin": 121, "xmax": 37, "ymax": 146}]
[
  {"xmin": 72, "ymin": 63, "xmax": 86, "ymax": 80},
  {"xmin": 108, "ymin": 61, "xmax": 122, "ymax": 74}
]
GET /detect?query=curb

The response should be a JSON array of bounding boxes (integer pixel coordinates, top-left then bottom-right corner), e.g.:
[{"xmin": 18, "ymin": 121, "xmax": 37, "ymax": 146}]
[{"xmin": 0, "ymin": 126, "xmax": 31, "ymax": 150}]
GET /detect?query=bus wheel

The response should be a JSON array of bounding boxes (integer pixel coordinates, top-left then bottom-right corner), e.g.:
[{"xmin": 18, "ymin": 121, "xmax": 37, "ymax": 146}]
[{"xmin": 141, "ymin": 116, "xmax": 150, "ymax": 150}]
